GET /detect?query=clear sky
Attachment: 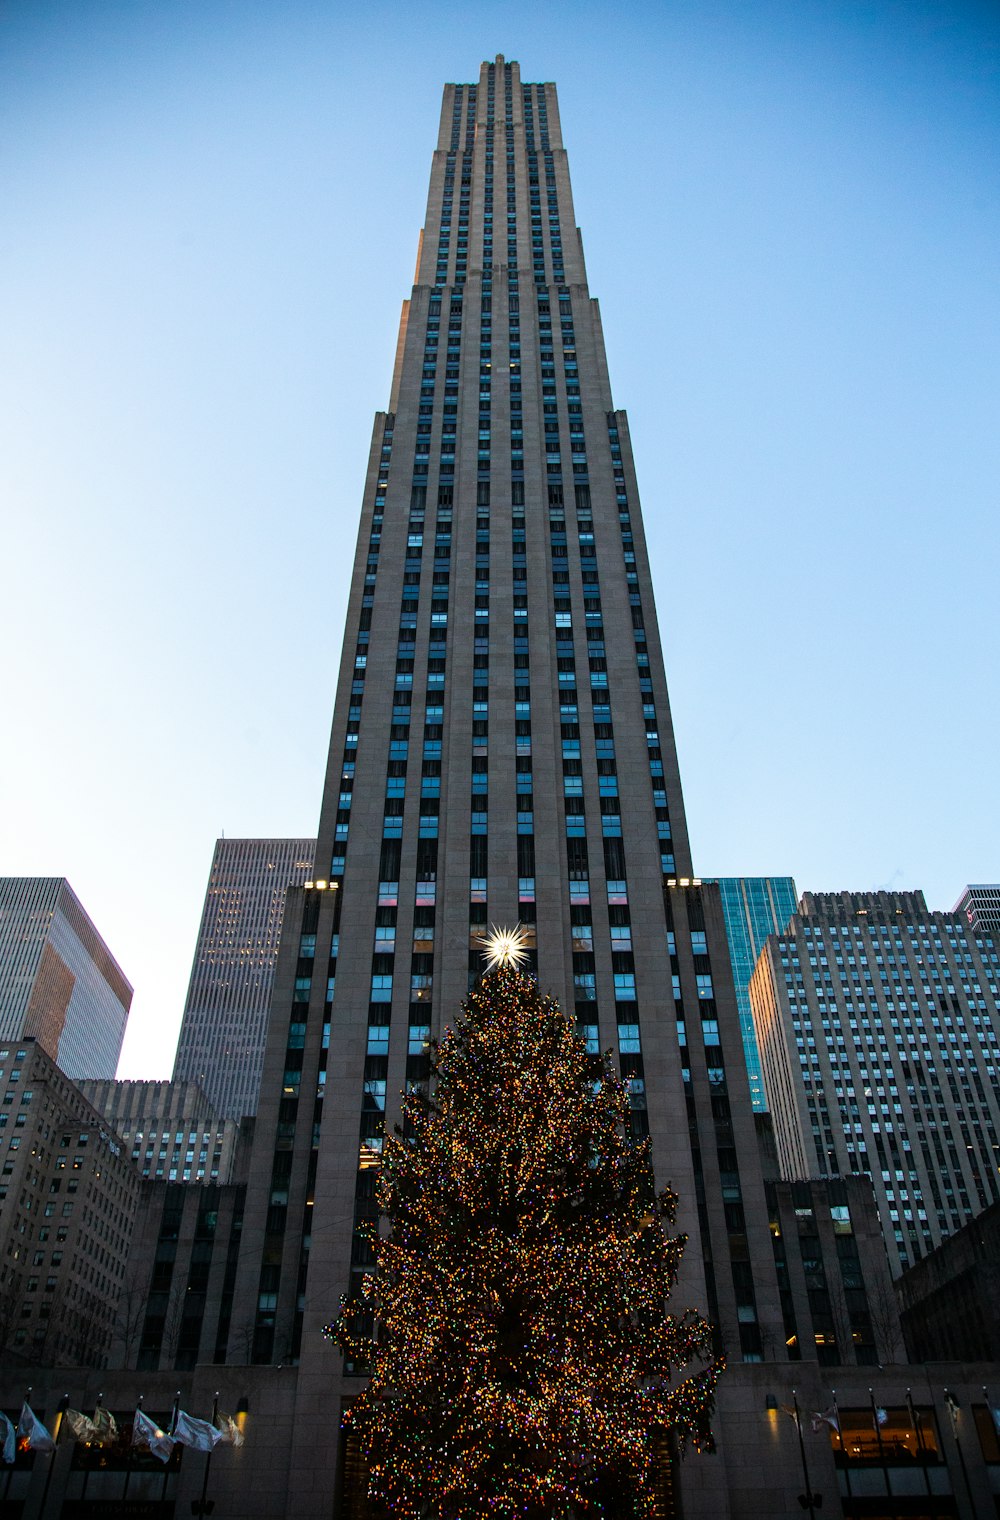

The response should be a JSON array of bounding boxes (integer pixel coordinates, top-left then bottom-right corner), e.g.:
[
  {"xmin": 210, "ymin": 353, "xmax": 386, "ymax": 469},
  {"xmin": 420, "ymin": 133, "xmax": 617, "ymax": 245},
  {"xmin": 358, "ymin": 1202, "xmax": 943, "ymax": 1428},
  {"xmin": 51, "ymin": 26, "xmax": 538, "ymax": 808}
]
[{"xmin": 2, "ymin": 0, "xmax": 997, "ymax": 1079}]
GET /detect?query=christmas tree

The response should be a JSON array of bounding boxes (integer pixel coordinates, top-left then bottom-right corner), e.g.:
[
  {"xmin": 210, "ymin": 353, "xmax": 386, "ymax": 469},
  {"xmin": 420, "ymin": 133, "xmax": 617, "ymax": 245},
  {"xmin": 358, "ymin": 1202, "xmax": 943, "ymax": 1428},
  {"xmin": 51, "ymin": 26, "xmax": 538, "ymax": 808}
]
[{"xmin": 328, "ymin": 948, "xmax": 722, "ymax": 1519}]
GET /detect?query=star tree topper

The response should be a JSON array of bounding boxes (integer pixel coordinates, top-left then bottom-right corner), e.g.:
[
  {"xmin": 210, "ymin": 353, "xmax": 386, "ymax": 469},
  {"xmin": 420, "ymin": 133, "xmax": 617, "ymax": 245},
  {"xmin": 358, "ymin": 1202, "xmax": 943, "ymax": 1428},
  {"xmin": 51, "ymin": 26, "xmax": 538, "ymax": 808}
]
[{"xmin": 480, "ymin": 922, "xmax": 531, "ymax": 971}]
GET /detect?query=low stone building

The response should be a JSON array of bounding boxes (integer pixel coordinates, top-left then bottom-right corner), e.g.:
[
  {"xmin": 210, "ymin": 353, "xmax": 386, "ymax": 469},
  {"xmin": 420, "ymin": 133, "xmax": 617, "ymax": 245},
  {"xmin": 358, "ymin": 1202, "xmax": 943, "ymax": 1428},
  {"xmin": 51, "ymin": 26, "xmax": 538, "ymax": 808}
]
[{"xmin": 0, "ymin": 1360, "xmax": 997, "ymax": 1518}]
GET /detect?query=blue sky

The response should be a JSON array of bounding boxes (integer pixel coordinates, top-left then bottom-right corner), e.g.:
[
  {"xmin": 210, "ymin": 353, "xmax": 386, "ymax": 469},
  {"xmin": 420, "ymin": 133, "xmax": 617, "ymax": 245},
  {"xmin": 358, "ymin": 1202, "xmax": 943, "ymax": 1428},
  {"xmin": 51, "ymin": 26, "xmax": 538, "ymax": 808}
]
[{"xmin": 1, "ymin": 0, "xmax": 997, "ymax": 1078}]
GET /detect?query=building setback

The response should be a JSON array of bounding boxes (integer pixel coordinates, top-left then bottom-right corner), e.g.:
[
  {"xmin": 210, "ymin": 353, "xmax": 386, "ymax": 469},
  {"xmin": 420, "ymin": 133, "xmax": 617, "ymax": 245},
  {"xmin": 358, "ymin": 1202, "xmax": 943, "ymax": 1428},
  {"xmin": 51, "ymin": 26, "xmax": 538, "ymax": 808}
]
[
  {"xmin": 78, "ymin": 1078, "xmax": 242, "ymax": 1185},
  {"xmin": 708, "ymin": 877, "xmax": 798, "ymax": 1112},
  {"xmin": 954, "ymin": 882, "xmax": 1000, "ymax": 942},
  {"xmin": 0, "ymin": 1039, "xmax": 140, "ymax": 1366},
  {"xmin": 751, "ymin": 889, "xmax": 1000, "ymax": 1275},
  {"xmin": 173, "ymin": 839, "xmax": 315, "ymax": 1118},
  {"xmin": 0, "ymin": 877, "xmax": 131, "ymax": 1079}
]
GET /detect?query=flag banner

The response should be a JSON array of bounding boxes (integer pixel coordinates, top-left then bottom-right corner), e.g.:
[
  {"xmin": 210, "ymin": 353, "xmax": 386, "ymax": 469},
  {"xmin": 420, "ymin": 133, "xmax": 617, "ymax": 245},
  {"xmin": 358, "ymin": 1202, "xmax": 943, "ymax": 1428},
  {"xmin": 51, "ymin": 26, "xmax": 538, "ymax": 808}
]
[
  {"xmin": 780, "ymin": 1404, "xmax": 800, "ymax": 1428},
  {"xmin": 0, "ymin": 1411, "xmax": 15, "ymax": 1465},
  {"xmin": 811, "ymin": 1407, "xmax": 840, "ymax": 1434},
  {"xmin": 63, "ymin": 1410, "xmax": 97, "ymax": 1444},
  {"xmin": 92, "ymin": 1407, "xmax": 118, "ymax": 1445},
  {"xmin": 132, "ymin": 1408, "xmax": 174, "ymax": 1463},
  {"xmin": 873, "ymin": 1406, "xmax": 888, "ymax": 1430},
  {"xmin": 216, "ymin": 1412, "xmax": 245, "ymax": 1447},
  {"xmin": 173, "ymin": 1409, "xmax": 222, "ymax": 1452},
  {"xmin": 18, "ymin": 1403, "xmax": 55, "ymax": 1453},
  {"xmin": 991, "ymin": 1407, "xmax": 1000, "ymax": 1436}
]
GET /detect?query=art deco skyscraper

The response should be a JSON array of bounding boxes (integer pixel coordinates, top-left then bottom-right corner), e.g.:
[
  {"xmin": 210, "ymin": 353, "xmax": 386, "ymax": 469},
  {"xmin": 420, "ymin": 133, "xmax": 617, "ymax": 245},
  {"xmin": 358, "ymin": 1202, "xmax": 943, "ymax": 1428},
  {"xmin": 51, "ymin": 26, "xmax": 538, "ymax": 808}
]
[
  {"xmin": 232, "ymin": 58, "xmax": 780, "ymax": 1515},
  {"xmin": 173, "ymin": 838, "xmax": 315, "ymax": 1117}
]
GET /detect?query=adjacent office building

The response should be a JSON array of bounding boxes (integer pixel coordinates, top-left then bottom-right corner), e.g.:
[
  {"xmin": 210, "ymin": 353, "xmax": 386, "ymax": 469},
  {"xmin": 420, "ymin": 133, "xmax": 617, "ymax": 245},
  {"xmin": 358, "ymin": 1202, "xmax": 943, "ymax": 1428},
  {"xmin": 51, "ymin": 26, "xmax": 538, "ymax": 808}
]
[
  {"xmin": 0, "ymin": 1039, "xmax": 140, "ymax": 1367},
  {"xmin": 114, "ymin": 1174, "xmax": 251, "ymax": 1372},
  {"xmin": 172, "ymin": 839, "xmax": 315, "ymax": 1117},
  {"xmin": 0, "ymin": 877, "xmax": 131, "ymax": 1080},
  {"xmin": 709, "ymin": 877, "xmax": 798, "ymax": 1112},
  {"xmin": 751, "ymin": 889, "xmax": 1000, "ymax": 1275},
  {"xmin": 895, "ymin": 1199, "xmax": 1000, "ymax": 1363},
  {"xmin": 78, "ymin": 1078, "xmax": 243, "ymax": 1185}
]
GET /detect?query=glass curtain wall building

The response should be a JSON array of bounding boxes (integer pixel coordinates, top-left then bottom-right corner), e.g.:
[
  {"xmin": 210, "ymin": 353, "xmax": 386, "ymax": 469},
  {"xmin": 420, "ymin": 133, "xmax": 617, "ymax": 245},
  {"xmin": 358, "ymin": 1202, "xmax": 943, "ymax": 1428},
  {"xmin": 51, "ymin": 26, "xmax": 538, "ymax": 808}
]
[
  {"xmin": 709, "ymin": 877, "xmax": 798, "ymax": 1111},
  {"xmin": 0, "ymin": 877, "xmax": 131, "ymax": 1080},
  {"xmin": 229, "ymin": 58, "xmax": 781, "ymax": 1516}
]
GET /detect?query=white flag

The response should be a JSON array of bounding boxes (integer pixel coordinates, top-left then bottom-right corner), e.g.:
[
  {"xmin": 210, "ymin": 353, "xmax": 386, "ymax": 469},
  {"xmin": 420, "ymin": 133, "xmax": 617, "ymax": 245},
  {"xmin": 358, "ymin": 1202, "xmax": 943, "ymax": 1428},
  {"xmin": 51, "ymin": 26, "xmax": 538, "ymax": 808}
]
[
  {"xmin": 811, "ymin": 1407, "xmax": 840, "ymax": 1434},
  {"xmin": 132, "ymin": 1408, "xmax": 174, "ymax": 1463},
  {"xmin": 92, "ymin": 1407, "xmax": 118, "ymax": 1446},
  {"xmin": 63, "ymin": 1410, "xmax": 98, "ymax": 1444},
  {"xmin": 17, "ymin": 1403, "xmax": 54, "ymax": 1453},
  {"xmin": 0, "ymin": 1411, "xmax": 15, "ymax": 1464},
  {"xmin": 173, "ymin": 1409, "xmax": 222, "ymax": 1452},
  {"xmin": 216, "ymin": 1412, "xmax": 245, "ymax": 1447}
]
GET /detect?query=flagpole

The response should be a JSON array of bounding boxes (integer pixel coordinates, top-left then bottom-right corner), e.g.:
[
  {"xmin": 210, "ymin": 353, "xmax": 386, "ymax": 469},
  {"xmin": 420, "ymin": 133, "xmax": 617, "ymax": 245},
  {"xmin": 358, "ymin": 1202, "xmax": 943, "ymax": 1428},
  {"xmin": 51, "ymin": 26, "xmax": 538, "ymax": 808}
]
[
  {"xmin": 832, "ymin": 1389, "xmax": 852, "ymax": 1503},
  {"xmin": 942, "ymin": 1387, "xmax": 975, "ymax": 1520},
  {"xmin": 791, "ymin": 1390, "xmax": 819, "ymax": 1520},
  {"xmin": 868, "ymin": 1387, "xmax": 893, "ymax": 1510},
  {"xmin": 906, "ymin": 1388, "xmax": 933, "ymax": 1499},
  {"xmin": 985, "ymin": 1386, "xmax": 999, "ymax": 1457},
  {"xmin": 123, "ymin": 1394, "xmax": 142, "ymax": 1500},
  {"xmin": 162, "ymin": 1392, "xmax": 180, "ymax": 1502},
  {"xmin": 80, "ymin": 1391, "xmax": 102, "ymax": 1502},
  {"xmin": 1, "ymin": 1386, "xmax": 26, "ymax": 1503},
  {"xmin": 37, "ymin": 1394, "xmax": 67, "ymax": 1518},
  {"xmin": 192, "ymin": 1391, "xmax": 220, "ymax": 1517}
]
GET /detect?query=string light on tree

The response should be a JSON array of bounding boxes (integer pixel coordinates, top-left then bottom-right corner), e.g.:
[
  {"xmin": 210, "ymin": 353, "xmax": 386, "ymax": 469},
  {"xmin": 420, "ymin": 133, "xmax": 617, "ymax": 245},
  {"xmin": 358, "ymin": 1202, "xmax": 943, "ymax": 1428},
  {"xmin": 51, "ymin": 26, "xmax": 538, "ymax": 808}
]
[{"xmin": 327, "ymin": 964, "xmax": 723, "ymax": 1518}]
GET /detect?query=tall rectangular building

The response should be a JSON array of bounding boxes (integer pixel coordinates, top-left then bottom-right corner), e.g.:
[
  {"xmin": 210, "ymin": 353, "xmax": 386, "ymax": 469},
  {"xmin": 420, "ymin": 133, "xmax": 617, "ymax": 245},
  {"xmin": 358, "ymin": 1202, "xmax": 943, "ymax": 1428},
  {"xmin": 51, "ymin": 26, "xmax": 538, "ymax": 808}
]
[
  {"xmin": 751, "ymin": 889, "xmax": 1000, "ymax": 1275},
  {"xmin": 708, "ymin": 877, "xmax": 798, "ymax": 1111},
  {"xmin": 172, "ymin": 838, "xmax": 315, "ymax": 1117},
  {"xmin": 0, "ymin": 877, "xmax": 131, "ymax": 1079},
  {"xmin": 229, "ymin": 57, "xmax": 783, "ymax": 1517}
]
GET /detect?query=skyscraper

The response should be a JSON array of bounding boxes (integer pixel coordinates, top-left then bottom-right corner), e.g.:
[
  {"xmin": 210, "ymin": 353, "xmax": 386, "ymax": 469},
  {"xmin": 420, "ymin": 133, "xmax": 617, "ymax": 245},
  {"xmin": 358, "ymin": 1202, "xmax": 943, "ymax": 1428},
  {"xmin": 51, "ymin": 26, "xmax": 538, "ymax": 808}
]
[
  {"xmin": 229, "ymin": 57, "xmax": 779, "ymax": 1515},
  {"xmin": 172, "ymin": 838, "xmax": 315, "ymax": 1117},
  {"xmin": 954, "ymin": 883, "xmax": 1000, "ymax": 942},
  {"xmin": 750, "ymin": 889, "xmax": 1000, "ymax": 1275},
  {"xmin": 708, "ymin": 876, "xmax": 798, "ymax": 1111},
  {"xmin": 0, "ymin": 877, "xmax": 131, "ymax": 1079}
]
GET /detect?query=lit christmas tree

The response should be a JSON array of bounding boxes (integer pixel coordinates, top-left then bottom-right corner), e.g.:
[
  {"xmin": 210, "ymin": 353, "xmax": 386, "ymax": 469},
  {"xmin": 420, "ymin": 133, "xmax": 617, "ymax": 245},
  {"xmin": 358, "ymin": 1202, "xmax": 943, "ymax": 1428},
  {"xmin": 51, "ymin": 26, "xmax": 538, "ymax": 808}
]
[{"xmin": 328, "ymin": 948, "xmax": 722, "ymax": 1519}]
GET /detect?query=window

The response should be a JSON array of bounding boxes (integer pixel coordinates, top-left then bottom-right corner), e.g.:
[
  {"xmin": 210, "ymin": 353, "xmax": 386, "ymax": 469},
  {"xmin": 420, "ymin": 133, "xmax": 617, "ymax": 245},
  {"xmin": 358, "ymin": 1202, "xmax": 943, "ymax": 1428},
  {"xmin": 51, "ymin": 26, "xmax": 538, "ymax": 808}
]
[
  {"xmin": 974, "ymin": 1405, "xmax": 1000, "ymax": 1462},
  {"xmin": 831, "ymin": 1408, "xmax": 939, "ymax": 1466}
]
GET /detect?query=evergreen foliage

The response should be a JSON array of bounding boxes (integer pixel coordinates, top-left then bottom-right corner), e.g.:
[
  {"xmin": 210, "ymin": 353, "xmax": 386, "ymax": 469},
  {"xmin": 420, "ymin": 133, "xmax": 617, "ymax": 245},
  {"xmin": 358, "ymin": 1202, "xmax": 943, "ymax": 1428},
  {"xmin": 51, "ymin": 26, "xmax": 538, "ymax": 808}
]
[{"xmin": 329, "ymin": 965, "xmax": 722, "ymax": 1518}]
